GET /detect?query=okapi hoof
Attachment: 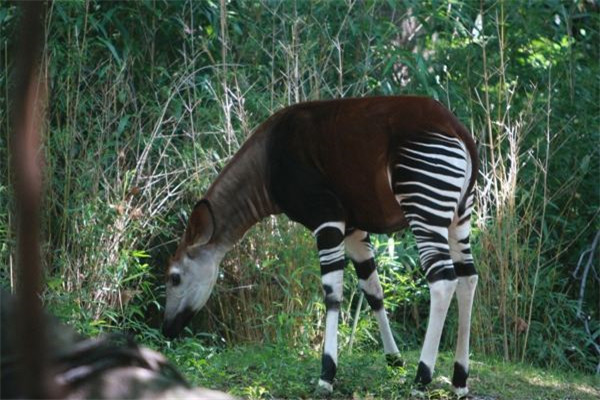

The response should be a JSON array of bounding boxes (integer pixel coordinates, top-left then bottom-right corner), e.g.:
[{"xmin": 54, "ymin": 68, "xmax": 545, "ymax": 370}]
[
  {"xmin": 452, "ymin": 385, "xmax": 469, "ymax": 398},
  {"xmin": 385, "ymin": 353, "xmax": 405, "ymax": 367},
  {"xmin": 410, "ymin": 387, "xmax": 427, "ymax": 398},
  {"xmin": 315, "ymin": 379, "xmax": 333, "ymax": 397},
  {"xmin": 452, "ymin": 362, "xmax": 469, "ymax": 398},
  {"xmin": 414, "ymin": 361, "xmax": 432, "ymax": 386},
  {"xmin": 411, "ymin": 361, "xmax": 432, "ymax": 397}
]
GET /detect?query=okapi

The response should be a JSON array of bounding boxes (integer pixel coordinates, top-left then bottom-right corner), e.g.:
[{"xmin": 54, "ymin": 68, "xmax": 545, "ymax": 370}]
[{"xmin": 162, "ymin": 96, "xmax": 479, "ymax": 396}]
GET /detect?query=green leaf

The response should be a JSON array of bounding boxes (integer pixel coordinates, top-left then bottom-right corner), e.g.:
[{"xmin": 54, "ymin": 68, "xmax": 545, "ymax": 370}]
[{"xmin": 98, "ymin": 37, "xmax": 122, "ymax": 66}]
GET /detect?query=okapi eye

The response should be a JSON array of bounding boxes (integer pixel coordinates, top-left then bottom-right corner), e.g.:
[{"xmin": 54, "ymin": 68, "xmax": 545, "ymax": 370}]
[{"xmin": 170, "ymin": 273, "xmax": 181, "ymax": 287}]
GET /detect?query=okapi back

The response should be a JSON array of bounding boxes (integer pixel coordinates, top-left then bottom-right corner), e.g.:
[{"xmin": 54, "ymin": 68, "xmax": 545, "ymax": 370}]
[{"xmin": 266, "ymin": 96, "xmax": 477, "ymax": 233}]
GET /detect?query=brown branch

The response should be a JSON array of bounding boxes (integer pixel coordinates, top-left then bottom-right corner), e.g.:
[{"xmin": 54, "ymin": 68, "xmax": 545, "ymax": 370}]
[{"xmin": 10, "ymin": 1, "xmax": 55, "ymax": 398}]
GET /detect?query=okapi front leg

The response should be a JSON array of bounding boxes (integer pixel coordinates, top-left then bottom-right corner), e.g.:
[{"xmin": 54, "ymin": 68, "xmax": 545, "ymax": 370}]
[
  {"xmin": 345, "ymin": 230, "xmax": 402, "ymax": 366},
  {"xmin": 314, "ymin": 222, "xmax": 346, "ymax": 393}
]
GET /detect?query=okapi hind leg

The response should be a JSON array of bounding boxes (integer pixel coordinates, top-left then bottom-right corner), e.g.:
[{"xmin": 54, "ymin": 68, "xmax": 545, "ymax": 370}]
[
  {"xmin": 412, "ymin": 229, "xmax": 457, "ymax": 389},
  {"xmin": 449, "ymin": 193, "xmax": 478, "ymax": 397},
  {"xmin": 393, "ymin": 131, "xmax": 468, "ymax": 390},
  {"xmin": 344, "ymin": 229, "xmax": 403, "ymax": 367},
  {"xmin": 314, "ymin": 221, "xmax": 346, "ymax": 394}
]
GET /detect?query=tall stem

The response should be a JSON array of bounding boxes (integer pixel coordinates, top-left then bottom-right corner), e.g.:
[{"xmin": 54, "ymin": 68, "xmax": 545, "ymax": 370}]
[{"xmin": 522, "ymin": 68, "xmax": 552, "ymax": 361}]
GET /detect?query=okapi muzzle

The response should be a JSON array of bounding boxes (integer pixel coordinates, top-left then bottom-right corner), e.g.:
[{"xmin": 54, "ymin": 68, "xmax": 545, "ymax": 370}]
[{"xmin": 162, "ymin": 306, "xmax": 195, "ymax": 339}]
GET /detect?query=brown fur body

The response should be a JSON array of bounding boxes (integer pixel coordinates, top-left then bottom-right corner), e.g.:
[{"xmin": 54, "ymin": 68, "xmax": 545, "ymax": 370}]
[
  {"xmin": 265, "ymin": 96, "xmax": 478, "ymax": 233},
  {"xmin": 173, "ymin": 96, "xmax": 478, "ymax": 258}
]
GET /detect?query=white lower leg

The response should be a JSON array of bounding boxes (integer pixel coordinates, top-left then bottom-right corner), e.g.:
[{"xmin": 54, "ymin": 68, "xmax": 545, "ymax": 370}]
[
  {"xmin": 318, "ymin": 308, "xmax": 339, "ymax": 391},
  {"xmin": 453, "ymin": 275, "xmax": 478, "ymax": 393},
  {"xmin": 346, "ymin": 229, "xmax": 402, "ymax": 361},
  {"xmin": 323, "ymin": 308, "xmax": 339, "ymax": 365},
  {"xmin": 319, "ymin": 269, "xmax": 344, "ymax": 390},
  {"xmin": 416, "ymin": 279, "xmax": 457, "ymax": 386},
  {"xmin": 359, "ymin": 272, "xmax": 400, "ymax": 355},
  {"xmin": 374, "ymin": 307, "xmax": 399, "ymax": 355}
]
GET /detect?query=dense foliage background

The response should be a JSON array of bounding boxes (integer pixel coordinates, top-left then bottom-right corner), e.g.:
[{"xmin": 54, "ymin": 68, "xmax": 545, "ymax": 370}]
[{"xmin": 1, "ymin": 0, "xmax": 598, "ymax": 382}]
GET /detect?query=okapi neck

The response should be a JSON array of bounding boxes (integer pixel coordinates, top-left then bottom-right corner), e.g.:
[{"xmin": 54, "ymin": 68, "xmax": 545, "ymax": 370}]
[{"xmin": 205, "ymin": 129, "xmax": 279, "ymax": 247}]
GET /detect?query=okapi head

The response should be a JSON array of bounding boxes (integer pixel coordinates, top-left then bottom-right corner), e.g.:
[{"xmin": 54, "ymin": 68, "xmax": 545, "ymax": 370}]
[
  {"xmin": 163, "ymin": 200, "xmax": 225, "ymax": 338},
  {"xmin": 162, "ymin": 117, "xmax": 275, "ymax": 339}
]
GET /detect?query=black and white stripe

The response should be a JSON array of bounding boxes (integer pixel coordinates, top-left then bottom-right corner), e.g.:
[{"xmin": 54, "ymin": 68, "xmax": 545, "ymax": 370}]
[
  {"xmin": 345, "ymin": 230, "xmax": 401, "ymax": 360},
  {"xmin": 314, "ymin": 222, "xmax": 346, "ymax": 389},
  {"xmin": 318, "ymin": 242, "xmax": 345, "ymax": 266},
  {"xmin": 393, "ymin": 132, "xmax": 477, "ymax": 392},
  {"xmin": 394, "ymin": 132, "xmax": 468, "ymax": 283}
]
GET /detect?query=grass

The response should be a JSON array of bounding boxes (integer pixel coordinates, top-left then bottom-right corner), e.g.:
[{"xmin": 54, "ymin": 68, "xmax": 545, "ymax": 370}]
[{"xmin": 153, "ymin": 335, "xmax": 600, "ymax": 399}]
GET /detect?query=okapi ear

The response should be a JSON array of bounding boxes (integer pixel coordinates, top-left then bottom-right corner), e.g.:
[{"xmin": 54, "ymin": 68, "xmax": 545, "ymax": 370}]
[{"xmin": 186, "ymin": 200, "xmax": 215, "ymax": 246}]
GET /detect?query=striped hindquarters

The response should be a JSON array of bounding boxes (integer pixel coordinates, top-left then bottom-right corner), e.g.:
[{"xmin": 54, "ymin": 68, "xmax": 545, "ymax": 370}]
[{"xmin": 392, "ymin": 131, "xmax": 471, "ymax": 282}]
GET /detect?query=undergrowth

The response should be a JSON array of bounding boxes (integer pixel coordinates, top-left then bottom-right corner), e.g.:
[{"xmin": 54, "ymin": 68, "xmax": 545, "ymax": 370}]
[{"xmin": 151, "ymin": 337, "xmax": 600, "ymax": 400}]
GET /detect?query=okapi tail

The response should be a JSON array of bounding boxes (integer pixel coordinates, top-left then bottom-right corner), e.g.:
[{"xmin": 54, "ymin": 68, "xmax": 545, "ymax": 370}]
[
  {"xmin": 456, "ymin": 120, "xmax": 479, "ymax": 214},
  {"xmin": 430, "ymin": 99, "xmax": 479, "ymax": 213}
]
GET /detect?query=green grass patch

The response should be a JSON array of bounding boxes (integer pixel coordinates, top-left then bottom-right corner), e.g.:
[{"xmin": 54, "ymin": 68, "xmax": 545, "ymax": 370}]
[{"xmin": 155, "ymin": 337, "xmax": 599, "ymax": 399}]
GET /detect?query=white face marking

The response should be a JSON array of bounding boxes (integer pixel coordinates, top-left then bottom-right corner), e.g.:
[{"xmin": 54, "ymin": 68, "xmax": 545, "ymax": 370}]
[{"xmin": 164, "ymin": 245, "xmax": 224, "ymax": 323}]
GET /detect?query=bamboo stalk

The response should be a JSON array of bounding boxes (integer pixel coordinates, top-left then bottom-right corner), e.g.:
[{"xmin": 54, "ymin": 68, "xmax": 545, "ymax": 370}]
[
  {"xmin": 348, "ymin": 291, "xmax": 364, "ymax": 354},
  {"xmin": 522, "ymin": 67, "xmax": 552, "ymax": 362}
]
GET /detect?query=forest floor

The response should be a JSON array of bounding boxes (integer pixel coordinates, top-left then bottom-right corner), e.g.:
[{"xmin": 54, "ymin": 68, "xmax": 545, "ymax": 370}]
[{"xmin": 158, "ymin": 338, "xmax": 599, "ymax": 399}]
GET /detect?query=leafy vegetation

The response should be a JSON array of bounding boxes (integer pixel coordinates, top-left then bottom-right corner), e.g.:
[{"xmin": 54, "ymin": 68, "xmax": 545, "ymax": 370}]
[
  {"xmin": 1, "ymin": 0, "xmax": 598, "ymax": 397},
  {"xmin": 152, "ymin": 336, "xmax": 600, "ymax": 399}
]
